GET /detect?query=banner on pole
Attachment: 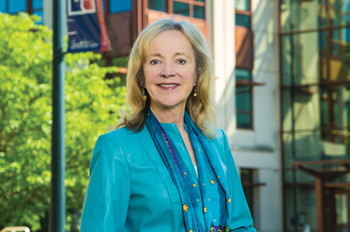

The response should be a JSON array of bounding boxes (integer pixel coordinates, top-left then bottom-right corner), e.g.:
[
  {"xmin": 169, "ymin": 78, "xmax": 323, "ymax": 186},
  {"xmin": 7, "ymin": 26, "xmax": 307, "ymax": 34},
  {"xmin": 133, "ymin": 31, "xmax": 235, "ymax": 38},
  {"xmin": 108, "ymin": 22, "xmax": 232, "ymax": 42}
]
[{"xmin": 67, "ymin": 0, "xmax": 111, "ymax": 53}]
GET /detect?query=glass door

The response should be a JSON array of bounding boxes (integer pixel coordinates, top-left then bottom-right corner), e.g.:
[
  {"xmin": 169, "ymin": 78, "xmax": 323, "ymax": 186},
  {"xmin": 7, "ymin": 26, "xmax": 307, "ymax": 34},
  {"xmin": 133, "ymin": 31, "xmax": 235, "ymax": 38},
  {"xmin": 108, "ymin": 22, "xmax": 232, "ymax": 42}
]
[{"xmin": 329, "ymin": 190, "xmax": 350, "ymax": 232}]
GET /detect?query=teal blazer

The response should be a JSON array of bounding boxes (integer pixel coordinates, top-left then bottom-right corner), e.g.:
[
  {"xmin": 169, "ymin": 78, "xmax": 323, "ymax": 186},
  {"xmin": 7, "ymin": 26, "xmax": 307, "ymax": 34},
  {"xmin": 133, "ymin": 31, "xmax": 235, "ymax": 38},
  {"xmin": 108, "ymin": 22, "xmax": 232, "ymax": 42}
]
[{"xmin": 80, "ymin": 123, "xmax": 256, "ymax": 232}]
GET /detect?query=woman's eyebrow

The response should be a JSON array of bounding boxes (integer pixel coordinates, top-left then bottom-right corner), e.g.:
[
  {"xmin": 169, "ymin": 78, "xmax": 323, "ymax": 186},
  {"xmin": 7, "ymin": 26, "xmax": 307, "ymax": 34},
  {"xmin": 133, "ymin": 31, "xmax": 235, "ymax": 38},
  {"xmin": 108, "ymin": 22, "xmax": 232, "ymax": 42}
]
[
  {"xmin": 174, "ymin": 52, "xmax": 190, "ymax": 59},
  {"xmin": 147, "ymin": 53, "xmax": 163, "ymax": 59},
  {"xmin": 147, "ymin": 52, "xmax": 191, "ymax": 59}
]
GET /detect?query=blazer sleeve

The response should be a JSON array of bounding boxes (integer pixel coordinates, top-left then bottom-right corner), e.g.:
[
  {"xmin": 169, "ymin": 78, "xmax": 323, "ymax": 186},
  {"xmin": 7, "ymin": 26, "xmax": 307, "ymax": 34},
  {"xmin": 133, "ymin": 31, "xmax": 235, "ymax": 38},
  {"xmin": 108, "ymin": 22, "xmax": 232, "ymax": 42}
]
[
  {"xmin": 221, "ymin": 130, "xmax": 257, "ymax": 232},
  {"xmin": 80, "ymin": 133, "xmax": 130, "ymax": 232}
]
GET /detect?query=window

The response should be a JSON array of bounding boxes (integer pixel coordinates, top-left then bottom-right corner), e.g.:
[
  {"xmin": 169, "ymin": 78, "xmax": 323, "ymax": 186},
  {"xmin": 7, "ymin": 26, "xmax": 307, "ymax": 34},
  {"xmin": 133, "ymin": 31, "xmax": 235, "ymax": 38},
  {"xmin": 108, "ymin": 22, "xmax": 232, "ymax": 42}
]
[
  {"xmin": 148, "ymin": 0, "xmax": 205, "ymax": 20},
  {"xmin": 235, "ymin": 0, "xmax": 258, "ymax": 129},
  {"xmin": 240, "ymin": 168, "xmax": 266, "ymax": 224},
  {"xmin": 241, "ymin": 169, "xmax": 254, "ymax": 213},
  {"xmin": 9, "ymin": 0, "xmax": 26, "ymax": 13},
  {"xmin": 236, "ymin": 69, "xmax": 252, "ymax": 129},
  {"xmin": 32, "ymin": 0, "xmax": 43, "ymax": 24},
  {"xmin": 0, "ymin": 0, "xmax": 43, "ymax": 24},
  {"xmin": 235, "ymin": 0, "xmax": 251, "ymax": 28},
  {"xmin": 234, "ymin": 1, "xmax": 253, "ymax": 69},
  {"xmin": 193, "ymin": 5, "xmax": 204, "ymax": 19},
  {"xmin": 0, "ymin": 1, "xmax": 4, "ymax": 12},
  {"xmin": 173, "ymin": 1, "xmax": 190, "ymax": 17},
  {"xmin": 235, "ymin": 69, "xmax": 264, "ymax": 129},
  {"xmin": 148, "ymin": 0, "xmax": 166, "ymax": 12},
  {"xmin": 235, "ymin": 13, "xmax": 250, "ymax": 28},
  {"xmin": 235, "ymin": 0, "xmax": 250, "ymax": 11},
  {"xmin": 110, "ymin": 0, "xmax": 131, "ymax": 13}
]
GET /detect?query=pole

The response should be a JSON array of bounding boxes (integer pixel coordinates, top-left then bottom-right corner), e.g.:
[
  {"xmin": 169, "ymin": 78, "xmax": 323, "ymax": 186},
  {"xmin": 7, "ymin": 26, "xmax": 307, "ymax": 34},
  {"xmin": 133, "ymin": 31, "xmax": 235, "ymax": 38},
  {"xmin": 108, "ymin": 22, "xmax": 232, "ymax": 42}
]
[
  {"xmin": 315, "ymin": 176, "xmax": 324, "ymax": 232},
  {"xmin": 50, "ymin": 0, "xmax": 65, "ymax": 231}
]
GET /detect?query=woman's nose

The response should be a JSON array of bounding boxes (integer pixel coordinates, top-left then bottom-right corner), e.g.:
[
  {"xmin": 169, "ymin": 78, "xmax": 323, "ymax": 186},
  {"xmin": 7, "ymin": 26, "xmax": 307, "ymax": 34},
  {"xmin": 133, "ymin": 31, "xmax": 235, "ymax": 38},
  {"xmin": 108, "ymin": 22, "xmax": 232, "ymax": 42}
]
[{"xmin": 160, "ymin": 62, "xmax": 176, "ymax": 77}]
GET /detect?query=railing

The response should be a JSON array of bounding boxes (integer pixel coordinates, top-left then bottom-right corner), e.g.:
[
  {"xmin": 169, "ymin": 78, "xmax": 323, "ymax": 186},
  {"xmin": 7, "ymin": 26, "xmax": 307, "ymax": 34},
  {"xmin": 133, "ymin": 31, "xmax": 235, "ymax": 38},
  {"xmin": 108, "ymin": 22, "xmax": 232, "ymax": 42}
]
[{"xmin": 0, "ymin": 227, "xmax": 30, "ymax": 232}]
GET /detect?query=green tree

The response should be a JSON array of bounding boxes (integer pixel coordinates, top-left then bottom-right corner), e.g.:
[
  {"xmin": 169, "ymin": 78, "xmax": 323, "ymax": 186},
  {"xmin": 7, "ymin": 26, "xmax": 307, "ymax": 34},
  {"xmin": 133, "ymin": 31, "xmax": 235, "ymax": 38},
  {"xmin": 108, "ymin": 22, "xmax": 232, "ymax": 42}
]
[{"xmin": 0, "ymin": 13, "xmax": 126, "ymax": 231}]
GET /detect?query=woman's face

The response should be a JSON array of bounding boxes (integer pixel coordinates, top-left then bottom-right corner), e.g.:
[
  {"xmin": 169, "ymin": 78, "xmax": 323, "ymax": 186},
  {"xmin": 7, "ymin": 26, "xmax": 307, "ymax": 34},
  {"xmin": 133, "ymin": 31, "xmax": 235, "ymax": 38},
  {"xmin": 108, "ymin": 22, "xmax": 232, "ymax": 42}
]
[{"xmin": 142, "ymin": 30, "xmax": 197, "ymax": 112}]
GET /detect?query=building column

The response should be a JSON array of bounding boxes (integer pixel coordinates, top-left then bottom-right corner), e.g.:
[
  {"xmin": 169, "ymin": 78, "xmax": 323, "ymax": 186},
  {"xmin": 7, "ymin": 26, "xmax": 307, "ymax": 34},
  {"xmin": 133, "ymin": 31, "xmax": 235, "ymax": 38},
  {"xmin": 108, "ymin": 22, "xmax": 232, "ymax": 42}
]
[
  {"xmin": 315, "ymin": 176, "xmax": 324, "ymax": 232},
  {"xmin": 211, "ymin": 0, "xmax": 235, "ymax": 134}
]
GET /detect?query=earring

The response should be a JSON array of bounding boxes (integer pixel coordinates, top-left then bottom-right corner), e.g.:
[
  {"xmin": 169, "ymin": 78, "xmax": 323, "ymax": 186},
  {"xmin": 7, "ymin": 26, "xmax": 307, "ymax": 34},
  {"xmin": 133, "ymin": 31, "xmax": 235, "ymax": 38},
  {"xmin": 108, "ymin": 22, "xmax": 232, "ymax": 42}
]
[
  {"xmin": 193, "ymin": 86, "xmax": 197, "ymax": 97},
  {"xmin": 142, "ymin": 87, "xmax": 147, "ymax": 101}
]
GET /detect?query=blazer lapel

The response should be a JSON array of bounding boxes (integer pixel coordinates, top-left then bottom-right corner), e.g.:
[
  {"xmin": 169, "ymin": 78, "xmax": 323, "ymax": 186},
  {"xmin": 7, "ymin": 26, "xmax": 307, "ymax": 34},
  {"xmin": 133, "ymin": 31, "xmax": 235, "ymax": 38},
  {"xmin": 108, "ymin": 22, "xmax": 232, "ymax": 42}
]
[{"xmin": 136, "ymin": 125, "xmax": 174, "ymax": 181}]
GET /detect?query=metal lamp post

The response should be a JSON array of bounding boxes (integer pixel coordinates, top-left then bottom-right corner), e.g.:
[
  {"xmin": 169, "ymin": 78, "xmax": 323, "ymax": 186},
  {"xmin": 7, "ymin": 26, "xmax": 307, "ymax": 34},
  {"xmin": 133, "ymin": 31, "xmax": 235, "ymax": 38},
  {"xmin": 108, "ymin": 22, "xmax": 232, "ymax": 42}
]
[{"xmin": 50, "ymin": 0, "xmax": 66, "ymax": 231}]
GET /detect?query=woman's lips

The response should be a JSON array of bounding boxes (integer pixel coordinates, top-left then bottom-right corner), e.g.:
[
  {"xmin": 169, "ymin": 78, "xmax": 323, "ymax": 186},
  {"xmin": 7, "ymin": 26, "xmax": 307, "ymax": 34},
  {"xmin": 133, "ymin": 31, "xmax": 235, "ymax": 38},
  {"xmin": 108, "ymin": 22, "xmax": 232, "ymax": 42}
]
[{"xmin": 157, "ymin": 84, "xmax": 179, "ymax": 90}]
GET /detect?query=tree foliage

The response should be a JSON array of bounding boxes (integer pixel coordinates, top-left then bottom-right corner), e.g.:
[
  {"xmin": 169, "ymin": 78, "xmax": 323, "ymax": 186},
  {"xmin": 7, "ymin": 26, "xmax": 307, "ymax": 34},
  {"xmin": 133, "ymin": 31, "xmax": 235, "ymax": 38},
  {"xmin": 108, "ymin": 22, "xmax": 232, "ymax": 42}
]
[{"xmin": 0, "ymin": 13, "xmax": 126, "ymax": 231}]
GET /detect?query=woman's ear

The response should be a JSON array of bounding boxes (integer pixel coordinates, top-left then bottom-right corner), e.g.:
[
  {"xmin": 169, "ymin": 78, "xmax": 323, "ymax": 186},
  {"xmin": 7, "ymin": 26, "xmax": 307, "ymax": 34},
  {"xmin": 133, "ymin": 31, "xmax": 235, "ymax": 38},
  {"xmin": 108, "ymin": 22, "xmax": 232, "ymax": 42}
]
[
  {"xmin": 194, "ymin": 70, "xmax": 199, "ymax": 86},
  {"xmin": 137, "ymin": 66, "xmax": 145, "ymax": 87},
  {"xmin": 194, "ymin": 75, "xmax": 198, "ymax": 87}
]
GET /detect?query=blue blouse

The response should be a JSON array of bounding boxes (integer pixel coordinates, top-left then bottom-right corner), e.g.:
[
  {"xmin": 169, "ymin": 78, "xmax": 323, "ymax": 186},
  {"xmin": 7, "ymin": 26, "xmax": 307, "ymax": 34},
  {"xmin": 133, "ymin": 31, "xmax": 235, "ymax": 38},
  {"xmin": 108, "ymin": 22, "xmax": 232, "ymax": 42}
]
[{"xmin": 80, "ymin": 123, "xmax": 256, "ymax": 232}]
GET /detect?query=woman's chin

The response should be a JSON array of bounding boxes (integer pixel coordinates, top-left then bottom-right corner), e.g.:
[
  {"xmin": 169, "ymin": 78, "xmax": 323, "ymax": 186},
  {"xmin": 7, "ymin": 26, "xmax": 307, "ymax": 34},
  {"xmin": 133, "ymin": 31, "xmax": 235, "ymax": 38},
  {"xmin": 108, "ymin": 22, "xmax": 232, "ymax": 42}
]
[{"xmin": 151, "ymin": 99, "xmax": 187, "ymax": 110}]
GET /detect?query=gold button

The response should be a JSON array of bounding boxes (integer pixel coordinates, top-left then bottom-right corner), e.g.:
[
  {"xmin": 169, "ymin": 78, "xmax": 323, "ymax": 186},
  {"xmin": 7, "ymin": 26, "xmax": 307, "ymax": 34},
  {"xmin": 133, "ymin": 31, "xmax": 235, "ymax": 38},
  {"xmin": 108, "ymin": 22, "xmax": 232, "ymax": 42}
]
[{"xmin": 193, "ymin": 184, "xmax": 196, "ymax": 187}]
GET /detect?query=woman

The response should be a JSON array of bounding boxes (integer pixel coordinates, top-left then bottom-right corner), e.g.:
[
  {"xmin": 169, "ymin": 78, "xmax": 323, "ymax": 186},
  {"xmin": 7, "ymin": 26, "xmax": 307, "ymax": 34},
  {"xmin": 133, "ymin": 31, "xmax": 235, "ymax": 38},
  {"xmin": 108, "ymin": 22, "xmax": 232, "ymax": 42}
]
[{"xmin": 80, "ymin": 19, "xmax": 256, "ymax": 232}]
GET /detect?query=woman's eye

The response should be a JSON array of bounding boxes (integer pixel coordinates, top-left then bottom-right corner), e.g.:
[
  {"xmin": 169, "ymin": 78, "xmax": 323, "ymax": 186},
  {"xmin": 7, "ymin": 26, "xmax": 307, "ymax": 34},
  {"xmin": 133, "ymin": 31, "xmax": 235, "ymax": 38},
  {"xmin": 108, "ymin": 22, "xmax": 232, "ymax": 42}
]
[
  {"xmin": 178, "ymin": 59, "xmax": 186, "ymax": 64},
  {"xmin": 150, "ymin": 60, "xmax": 159, "ymax": 65}
]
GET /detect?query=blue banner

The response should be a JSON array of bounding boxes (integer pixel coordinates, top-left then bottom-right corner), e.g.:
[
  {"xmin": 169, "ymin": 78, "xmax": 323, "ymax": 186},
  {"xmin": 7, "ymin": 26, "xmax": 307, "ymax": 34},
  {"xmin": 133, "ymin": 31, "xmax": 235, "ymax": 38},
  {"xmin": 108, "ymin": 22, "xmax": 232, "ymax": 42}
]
[{"xmin": 67, "ymin": 0, "xmax": 110, "ymax": 53}]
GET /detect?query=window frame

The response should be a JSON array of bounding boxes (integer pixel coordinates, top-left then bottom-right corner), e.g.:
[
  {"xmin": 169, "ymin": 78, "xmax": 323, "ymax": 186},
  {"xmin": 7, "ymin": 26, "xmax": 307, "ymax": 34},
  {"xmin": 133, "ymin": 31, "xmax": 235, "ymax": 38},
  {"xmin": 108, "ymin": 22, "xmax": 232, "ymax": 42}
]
[
  {"xmin": 235, "ymin": 0, "xmax": 251, "ymax": 12},
  {"xmin": 108, "ymin": 0, "xmax": 132, "ymax": 14},
  {"xmin": 319, "ymin": 86, "xmax": 346, "ymax": 144},
  {"xmin": 235, "ymin": 9, "xmax": 252, "ymax": 29},
  {"xmin": 1, "ymin": 0, "xmax": 27, "ymax": 14},
  {"xmin": 235, "ymin": 0, "xmax": 258, "ymax": 130},
  {"xmin": 235, "ymin": 0, "xmax": 252, "ymax": 28},
  {"xmin": 240, "ymin": 168, "xmax": 266, "ymax": 222},
  {"xmin": 147, "ymin": 0, "xmax": 206, "ymax": 20},
  {"xmin": 31, "ymin": 0, "xmax": 44, "ymax": 24},
  {"xmin": 240, "ymin": 168, "xmax": 254, "ymax": 215},
  {"xmin": 235, "ymin": 68, "xmax": 254, "ymax": 130}
]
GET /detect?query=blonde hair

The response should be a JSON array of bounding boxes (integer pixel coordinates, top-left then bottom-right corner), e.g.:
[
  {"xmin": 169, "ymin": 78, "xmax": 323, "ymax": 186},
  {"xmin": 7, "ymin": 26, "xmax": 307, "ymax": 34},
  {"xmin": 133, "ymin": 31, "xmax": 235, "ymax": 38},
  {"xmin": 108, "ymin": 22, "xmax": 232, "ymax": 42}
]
[{"xmin": 118, "ymin": 18, "xmax": 216, "ymax": 138}]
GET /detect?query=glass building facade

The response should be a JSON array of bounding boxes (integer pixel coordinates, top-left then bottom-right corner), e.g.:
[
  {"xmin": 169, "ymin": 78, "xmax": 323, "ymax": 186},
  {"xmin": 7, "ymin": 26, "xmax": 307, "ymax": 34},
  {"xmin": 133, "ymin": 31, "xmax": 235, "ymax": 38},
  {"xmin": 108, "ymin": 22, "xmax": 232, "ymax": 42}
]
[{"xmin": 280, "ymin": 0, "xmax": 350, "ymax": 231}]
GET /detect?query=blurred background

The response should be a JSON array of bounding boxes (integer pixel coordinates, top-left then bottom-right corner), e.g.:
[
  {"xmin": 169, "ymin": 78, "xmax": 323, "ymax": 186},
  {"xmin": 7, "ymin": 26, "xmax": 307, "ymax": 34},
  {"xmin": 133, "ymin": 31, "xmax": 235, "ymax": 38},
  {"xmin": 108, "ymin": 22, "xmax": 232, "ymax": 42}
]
[{"xmin": 0, "ymin": 0, "xmax": 350, "ymax": 232}]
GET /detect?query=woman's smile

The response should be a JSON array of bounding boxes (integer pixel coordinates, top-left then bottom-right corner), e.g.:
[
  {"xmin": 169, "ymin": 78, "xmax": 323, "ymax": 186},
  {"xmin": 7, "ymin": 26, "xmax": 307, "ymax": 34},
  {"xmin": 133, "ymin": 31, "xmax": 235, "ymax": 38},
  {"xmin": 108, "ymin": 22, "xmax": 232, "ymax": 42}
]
[{"xmin": 157, "ymin": 83, "xmax": 180, "ymax": 90}]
